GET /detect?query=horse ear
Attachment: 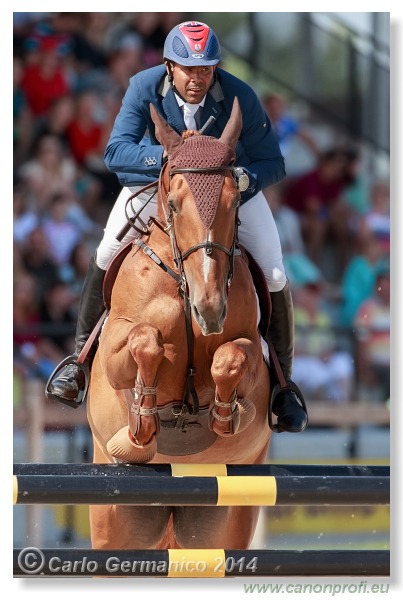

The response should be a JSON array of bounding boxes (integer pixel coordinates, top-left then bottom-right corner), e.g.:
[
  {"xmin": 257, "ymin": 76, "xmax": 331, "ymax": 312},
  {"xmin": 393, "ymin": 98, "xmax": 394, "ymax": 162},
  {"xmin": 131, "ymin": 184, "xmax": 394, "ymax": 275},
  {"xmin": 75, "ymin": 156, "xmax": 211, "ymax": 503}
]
[
  {"xmin": 219, "ymin": 97, "xmax": 242, "ymax": 150},
  {"xmin": 150, "ymin": 104, "xmax": 183, "ymax": 156}
]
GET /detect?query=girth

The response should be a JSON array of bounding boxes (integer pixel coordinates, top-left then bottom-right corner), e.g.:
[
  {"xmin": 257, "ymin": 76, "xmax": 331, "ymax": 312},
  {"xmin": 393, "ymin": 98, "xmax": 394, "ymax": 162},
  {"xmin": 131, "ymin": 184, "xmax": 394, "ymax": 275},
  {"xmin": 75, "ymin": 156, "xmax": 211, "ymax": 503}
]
[{"xmin": 156, "ymin": 401, "xmax": 217, "ymax": 455}]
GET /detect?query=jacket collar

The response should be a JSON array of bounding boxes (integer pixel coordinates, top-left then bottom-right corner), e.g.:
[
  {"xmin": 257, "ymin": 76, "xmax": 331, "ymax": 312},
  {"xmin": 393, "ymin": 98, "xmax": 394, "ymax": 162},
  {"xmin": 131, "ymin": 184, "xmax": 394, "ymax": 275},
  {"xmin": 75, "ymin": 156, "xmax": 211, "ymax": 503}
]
[
  {"xmin": 201, "ymin": 77, "xmax": 224, "ymax": 129},
  {"xmin": 158, "ymin": 75, "xmax": 186, "ymax": 133},
  {"xmin": 158, "ymin": 74, "xmax": 224, "ymax": 133}
]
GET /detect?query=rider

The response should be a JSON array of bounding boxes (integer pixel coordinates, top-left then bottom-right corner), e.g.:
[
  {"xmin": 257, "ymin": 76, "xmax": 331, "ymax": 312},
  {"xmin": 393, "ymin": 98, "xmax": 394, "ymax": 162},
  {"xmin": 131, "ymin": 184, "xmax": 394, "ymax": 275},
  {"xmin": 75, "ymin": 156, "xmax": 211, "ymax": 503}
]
[{"xmin": 46, "ymin": 20, "xmax": 308, "ymax": 433}]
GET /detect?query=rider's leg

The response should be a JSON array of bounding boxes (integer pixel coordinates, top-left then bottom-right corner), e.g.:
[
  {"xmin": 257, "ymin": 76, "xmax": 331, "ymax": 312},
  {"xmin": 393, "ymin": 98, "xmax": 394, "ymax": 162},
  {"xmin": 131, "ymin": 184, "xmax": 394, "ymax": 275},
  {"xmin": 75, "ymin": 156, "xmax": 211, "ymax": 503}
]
[
  {"xmin": 47, "ymin": 255, "xmax": 106, "ymax": 405},
  {"xmin": 238, "ymin": 191, "xmax": 308, "ymax": 433},
  {"xmin": 47, "ymin": 186, "xmax": 159, "ymax": 406}
]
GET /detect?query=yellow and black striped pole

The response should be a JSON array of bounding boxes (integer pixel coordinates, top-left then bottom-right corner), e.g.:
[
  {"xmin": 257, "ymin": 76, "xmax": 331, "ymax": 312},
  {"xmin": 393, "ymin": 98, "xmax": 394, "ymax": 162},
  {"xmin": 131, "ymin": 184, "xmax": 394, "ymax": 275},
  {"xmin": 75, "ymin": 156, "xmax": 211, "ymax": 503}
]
[{"xmin": 13, "ymin": 463, "xmax": 390, "ymax": 506}]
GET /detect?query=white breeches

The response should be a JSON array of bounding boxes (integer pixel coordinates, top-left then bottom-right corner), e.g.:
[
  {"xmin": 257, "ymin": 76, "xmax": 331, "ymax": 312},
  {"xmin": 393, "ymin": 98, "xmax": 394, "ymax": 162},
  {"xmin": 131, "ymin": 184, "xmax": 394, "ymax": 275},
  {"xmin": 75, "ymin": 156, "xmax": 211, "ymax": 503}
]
[{"xmin": 96, "ymin": 186, "xmax": 286, "ymax": 292}]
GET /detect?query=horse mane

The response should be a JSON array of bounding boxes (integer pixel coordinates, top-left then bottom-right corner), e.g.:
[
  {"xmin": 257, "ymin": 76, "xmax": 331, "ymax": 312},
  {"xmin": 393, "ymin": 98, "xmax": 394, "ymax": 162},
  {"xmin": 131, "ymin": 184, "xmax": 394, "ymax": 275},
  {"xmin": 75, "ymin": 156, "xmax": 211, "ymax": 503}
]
[{"xmin": 181, "ymin": 130, "xmax": 202, "ymax": 140}]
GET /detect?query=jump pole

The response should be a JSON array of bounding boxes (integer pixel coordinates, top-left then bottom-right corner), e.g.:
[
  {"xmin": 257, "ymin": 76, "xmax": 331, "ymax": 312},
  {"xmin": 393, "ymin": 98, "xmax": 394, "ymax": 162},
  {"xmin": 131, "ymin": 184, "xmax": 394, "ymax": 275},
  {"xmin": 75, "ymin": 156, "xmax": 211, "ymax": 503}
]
[{"xmin": 13, "ymin": 473, "xmax": 390, "ymax": 506}]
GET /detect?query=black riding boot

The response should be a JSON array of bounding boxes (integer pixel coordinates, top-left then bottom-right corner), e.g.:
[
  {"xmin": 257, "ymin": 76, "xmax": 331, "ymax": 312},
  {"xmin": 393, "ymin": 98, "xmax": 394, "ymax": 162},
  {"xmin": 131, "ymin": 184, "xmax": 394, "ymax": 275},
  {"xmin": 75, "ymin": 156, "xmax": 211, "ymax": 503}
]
[
  {"xmin": 46, "ymin": 256, "xmax": 106, "ymax": 408},
  {"xmin": 268, "ymin": 281, "xmax": 308, "ymax": 432}
]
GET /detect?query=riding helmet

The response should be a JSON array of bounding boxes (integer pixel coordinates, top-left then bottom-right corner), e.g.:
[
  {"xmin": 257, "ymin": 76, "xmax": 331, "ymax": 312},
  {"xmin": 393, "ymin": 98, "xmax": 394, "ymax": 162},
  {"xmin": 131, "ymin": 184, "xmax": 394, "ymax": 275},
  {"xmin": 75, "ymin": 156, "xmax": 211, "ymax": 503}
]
[{"xmin": 163, "ymin": 21, "xmax": 221, "ymax": 66}]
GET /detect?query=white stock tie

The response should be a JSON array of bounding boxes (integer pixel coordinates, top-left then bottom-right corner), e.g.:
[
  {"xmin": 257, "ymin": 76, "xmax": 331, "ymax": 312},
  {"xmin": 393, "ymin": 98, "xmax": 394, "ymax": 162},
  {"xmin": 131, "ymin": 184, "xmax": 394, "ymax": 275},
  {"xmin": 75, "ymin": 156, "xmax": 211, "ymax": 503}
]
[{"xmin": 183, "ymin": 103, "xmax": 200, "ymax": 131}]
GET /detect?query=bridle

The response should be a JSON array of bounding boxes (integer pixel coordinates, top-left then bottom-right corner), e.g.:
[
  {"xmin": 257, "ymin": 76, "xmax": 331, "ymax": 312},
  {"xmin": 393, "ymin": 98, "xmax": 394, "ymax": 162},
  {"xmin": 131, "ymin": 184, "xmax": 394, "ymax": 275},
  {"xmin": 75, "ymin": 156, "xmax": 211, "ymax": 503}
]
[{"xmin": 161, "ymin": 163, "xmax": 240, "ymax": 294}]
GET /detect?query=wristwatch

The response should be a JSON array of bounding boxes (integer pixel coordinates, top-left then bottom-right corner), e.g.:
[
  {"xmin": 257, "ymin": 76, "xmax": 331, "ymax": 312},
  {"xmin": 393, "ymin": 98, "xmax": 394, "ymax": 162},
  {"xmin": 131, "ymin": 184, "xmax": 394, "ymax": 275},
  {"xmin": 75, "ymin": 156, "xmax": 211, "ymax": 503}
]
[{"xmin": 233, "ymin": 167, "xmax": 250, "ymax": 192}]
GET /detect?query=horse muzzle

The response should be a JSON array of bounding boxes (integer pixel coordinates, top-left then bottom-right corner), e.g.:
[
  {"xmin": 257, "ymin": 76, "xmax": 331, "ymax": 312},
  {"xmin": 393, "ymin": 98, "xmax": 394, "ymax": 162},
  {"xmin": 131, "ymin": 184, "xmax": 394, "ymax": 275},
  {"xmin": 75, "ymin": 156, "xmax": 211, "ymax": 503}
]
[{"xmin": 191, "ymin": 295, "xmax": 227, "ymax": 336}]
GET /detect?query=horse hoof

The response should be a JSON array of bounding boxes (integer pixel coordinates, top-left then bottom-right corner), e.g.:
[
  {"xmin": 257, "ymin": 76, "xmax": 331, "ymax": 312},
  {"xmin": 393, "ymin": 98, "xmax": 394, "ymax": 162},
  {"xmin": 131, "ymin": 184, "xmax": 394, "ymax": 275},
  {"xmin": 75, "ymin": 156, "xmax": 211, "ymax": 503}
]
[
  {"xmin": 237, "ymin": 397, "xmax": 256, "ymax": 432},
  {"xmin": 106, "ymin": 427, "xmax": 157, "ymax": 463}
]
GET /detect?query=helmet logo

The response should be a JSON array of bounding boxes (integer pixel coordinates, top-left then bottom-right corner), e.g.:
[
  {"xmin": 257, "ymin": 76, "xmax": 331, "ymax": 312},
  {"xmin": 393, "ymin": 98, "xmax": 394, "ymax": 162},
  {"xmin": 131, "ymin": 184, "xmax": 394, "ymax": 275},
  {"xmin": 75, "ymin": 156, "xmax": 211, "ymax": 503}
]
[
  {"xmin": 192, "ymin": 54, "xmax": 204, "ymax": 59},
  {"xmin": 179, "ymin": 22, "xmax": 210, "ymax": 53}
]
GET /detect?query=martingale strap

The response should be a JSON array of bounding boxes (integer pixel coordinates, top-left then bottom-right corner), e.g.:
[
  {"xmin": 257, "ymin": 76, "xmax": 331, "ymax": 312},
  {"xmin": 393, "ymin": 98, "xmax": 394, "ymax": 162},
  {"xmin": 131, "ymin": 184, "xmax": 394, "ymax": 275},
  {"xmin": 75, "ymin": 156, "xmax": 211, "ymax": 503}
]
[
  {"xmin": 134, "ymin": 236, "xmax": 199, "ymax": 416},
  {"xmin": 135, "ymin": 238, "xmax": 180, "ymax": 283}
]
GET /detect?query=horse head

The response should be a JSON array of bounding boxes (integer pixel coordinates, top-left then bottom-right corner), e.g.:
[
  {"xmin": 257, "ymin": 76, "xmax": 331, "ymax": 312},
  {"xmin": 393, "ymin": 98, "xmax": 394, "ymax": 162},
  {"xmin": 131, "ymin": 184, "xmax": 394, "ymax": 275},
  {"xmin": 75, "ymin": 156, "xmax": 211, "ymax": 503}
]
[{"xmin": 150, "ymin": 98, "xmax": 243, "ymax": 335}]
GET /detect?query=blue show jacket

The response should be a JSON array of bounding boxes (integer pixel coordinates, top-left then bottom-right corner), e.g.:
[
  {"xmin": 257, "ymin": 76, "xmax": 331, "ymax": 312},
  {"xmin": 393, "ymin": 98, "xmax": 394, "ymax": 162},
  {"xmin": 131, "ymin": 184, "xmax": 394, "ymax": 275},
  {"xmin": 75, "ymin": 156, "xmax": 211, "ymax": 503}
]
[{"xmin": 104, "ymin": 65, "xmax": 285, "ymax": 203}]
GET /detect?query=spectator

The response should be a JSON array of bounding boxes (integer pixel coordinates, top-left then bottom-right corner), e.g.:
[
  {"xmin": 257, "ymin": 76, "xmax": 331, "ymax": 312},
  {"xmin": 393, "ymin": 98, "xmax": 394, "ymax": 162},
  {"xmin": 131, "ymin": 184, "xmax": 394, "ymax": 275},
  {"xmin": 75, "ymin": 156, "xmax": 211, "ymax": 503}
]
[
  {"xmin": 291, "ymin": 269, "xmax": 354, "ymax": 404},
  {"xmin": 20, "ymin": 34, "xmax": 71, "ymax": 117},
  {"xmin": 59, "ymin": 242, "xmax": 92, "ymax": 314},
  {"xmin": 264, "ymin": 183, "xmax": 305, "ymax": 255},
  {"xmin": 29, "ymin": 101, "xmax": 105, "ymax": 222},
  {"xmin": 354, "ymin": 269, "xmax": 390, "ymax": 403},
  {"xmin": 80, "ymin": 13, "xmax": 115, "ymax": 62},
  {"xmin": 66, "ymin": 91, "xmax": 121, "ymax": 201},
  {"xmin": 339, "ymin": 233, "xmax": 389, "ymax": 328},
  {"xmin": 284, "ymin": 148, "xmax": 352, "ymax": 274},
  {"xmin": 18, "ymin": 133, "xmax": 77, "ymax": 212},
  {"xmin": 13, "ymin": 180, "xmax": 39, "ymax": 245},
  {"xmin": 42, "ymin": 192, "xmax": 83, "ymax": 267},
  {"xmin": 264, "ymin": 183, "xmax": 326, "ymax": 293},
  {"xmin": 130, "ymin": 13, "xmax": 166, "ymax": 68},
  {"xmin": 343, "ymin": 147, "xmax": 370, "ymax": 218},
  {"xmin": 14, "ymin": 13, "xmax": 51, "ymax": 54},
  {"xmin": 284, "ymin": 251, "xmax": 325, "ymax": 296},
  {"xmin": 21, "ymin": 227, "xmax": 60, "ymax": 298},
  {"xmin": 13, "ymin": 271, "xmax": 68, "ymax": 381},
  {"xmin": 103, "ymin": 49, "xmax": 141, "ymax": 100},
  {"xmin": 13, "ymin": 271, "xmax": 41, "ymax": 349},
  {"xmin": 39, "ymin": 278, "xmax": 77, "ymax": 355},
  {"xmin": 106, "ymin": 18, "xmax": 144, "ymax": 75},
  {"xmin": 357, "ymin": 180, "xmax": 390, "ymax": 256},
  {"xmin": 32, "ymin": 95, "xmax": 75, "ymax": 154},
  {"xmin": 13, "ymin": 56, "xmax": 33, "ymax": 166},
  {"xmin": 262, "ymin": 92, "xmax": 320, "ymax": 161},
  {"xmin": 66, "ymin": 91, "xmax": 107, "ymax": 166},
  {"xmin": 51, "ymin": 12, "xmax": 109, "ymax": 72}
]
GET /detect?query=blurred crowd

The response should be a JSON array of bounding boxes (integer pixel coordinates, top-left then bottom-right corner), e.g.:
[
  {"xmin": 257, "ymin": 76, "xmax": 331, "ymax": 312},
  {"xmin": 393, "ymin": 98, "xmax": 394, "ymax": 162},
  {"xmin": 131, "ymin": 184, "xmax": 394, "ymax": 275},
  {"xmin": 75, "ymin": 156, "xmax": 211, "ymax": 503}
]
[
  {"xmin": 13, "ymin": 13, "xmax": 390, "ymax": 408},
  {"xmin": 262, "ymin": 93, "xmax": 390, "ymax": 406}
]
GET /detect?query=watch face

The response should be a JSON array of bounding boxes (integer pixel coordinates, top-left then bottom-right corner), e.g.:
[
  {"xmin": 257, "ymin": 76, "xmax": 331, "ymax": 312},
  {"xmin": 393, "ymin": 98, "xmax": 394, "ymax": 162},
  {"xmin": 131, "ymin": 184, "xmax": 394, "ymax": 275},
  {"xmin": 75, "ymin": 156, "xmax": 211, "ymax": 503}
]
[{"xmin": 238, "ymin": 173, "xmax": 249, "ymax": 192}]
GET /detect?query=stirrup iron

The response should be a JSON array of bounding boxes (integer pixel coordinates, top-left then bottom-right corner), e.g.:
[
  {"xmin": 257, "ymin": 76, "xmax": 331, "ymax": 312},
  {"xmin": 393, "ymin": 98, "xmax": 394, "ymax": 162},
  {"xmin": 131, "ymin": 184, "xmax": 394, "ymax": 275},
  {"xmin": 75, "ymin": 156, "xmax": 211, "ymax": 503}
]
[{"xmin": 45, "ymin": 355, "xmax": 90, "ymax": 409}]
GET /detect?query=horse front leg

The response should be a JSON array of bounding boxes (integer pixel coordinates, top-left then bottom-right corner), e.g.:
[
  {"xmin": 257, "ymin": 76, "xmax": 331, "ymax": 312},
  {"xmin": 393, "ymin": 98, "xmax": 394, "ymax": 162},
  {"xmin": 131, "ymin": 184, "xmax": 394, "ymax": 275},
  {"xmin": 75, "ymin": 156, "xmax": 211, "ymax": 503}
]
[
  {"xmin": 105, "ymin": 323, "xmax": 164, "ymax": 463},
  {"xmin": 210, "ymin": 338, "xmax": 260, "ymax": 436}
]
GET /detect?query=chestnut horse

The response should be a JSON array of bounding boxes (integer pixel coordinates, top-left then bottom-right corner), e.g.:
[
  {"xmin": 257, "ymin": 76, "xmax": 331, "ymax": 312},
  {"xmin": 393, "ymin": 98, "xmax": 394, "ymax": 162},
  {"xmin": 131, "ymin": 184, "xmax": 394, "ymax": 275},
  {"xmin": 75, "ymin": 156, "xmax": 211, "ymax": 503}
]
[{"xmin": 87, "ymin": 98, "xmax": 271, "ymax": 550}]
